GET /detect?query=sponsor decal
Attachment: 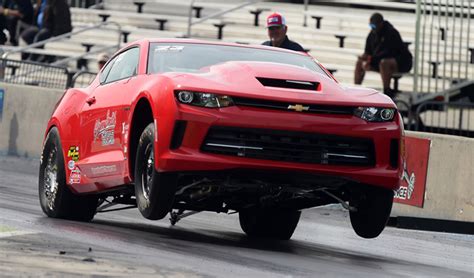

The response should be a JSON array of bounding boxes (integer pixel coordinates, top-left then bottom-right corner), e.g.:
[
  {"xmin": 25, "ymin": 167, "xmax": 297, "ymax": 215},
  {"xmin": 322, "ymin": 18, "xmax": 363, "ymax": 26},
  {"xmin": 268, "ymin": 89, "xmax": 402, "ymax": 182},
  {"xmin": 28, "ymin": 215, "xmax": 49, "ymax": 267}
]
[
  {"xmin": 394, "ymin": 137, "xmax": 430, "ymax": 207},
  {"xmin": 69, "ymin": 167, "xmax": 81, "ymax": 184},
  {"xmin": 67, "ymin": 146, "xmax": 79, "ymax": 162},
  {"xmin": 90, "ymin": 165, "xmax": 117, "ymax": 176},
  {"xmin": 67, "ymin": 160, "xmax": 75, "ymax": 170},
  {"xmin": 94, "ymin": 110, "xmax": 116, "ymax": 146},
  {"xmin": 155, "ymin": 45, "xmax": 184, "ymax": 52},
  {"xmin": 122, "ymin": 123, "xmax": 129, "ymax": 155}
]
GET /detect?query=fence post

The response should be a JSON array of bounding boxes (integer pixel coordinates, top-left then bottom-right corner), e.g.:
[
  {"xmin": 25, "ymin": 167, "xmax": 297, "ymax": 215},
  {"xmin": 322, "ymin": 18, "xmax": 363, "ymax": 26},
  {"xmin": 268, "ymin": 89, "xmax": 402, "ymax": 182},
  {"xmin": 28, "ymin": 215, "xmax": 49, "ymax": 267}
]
[
  {"xmin": 413, "ymin": 0, "xmax": 422, "ymax": 94},
  {"xmin": 458, "ymin": 107, "xmax": 464, "ymax": 133},
  {"xmin": 0, "ymin": 59, "xmax": 5, "ymax": 81}
]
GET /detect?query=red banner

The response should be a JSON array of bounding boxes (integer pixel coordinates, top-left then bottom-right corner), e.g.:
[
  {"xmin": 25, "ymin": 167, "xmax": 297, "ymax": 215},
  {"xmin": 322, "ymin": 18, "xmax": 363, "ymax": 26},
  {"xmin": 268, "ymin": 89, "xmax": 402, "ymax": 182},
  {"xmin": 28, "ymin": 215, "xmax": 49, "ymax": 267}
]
[{"xmin": 394, "ymin": 136, "xmax": 431, "ymax": 207}]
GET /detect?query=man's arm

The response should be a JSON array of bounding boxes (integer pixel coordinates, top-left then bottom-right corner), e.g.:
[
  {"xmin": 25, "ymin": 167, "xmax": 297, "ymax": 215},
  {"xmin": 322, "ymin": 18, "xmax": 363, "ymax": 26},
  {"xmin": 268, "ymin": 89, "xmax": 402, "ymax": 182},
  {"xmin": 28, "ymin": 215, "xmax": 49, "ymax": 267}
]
[
  {"xmin": 372, "ymin": 28, "xmax": 403, "ymax": 62},
  {"xmin": 363, "ymin": 33, "xmax": 373, "ymax": 57},
  {"xmin": 0, "ymin": 7, "xmax": 23, "ymax": 18}
]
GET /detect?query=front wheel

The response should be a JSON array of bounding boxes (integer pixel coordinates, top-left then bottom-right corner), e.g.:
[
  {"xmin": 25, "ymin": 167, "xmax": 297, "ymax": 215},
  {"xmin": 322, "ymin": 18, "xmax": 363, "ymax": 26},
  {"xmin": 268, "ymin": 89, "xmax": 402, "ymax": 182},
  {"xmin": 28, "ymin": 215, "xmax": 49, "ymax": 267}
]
[
  {"xmin": 134, "ymin": 123, "xmax": 177, "ymax": 220},
  {"xmin": 349, "ymin": 186, "xmax": 394, "ymax": 239},
  {"xmin": 38, "ymin": 127, "xmax": 98, "ymax": 221},
  {"xmin": 239, "ymin": 208, "xmax": 301, "ymax": 240}
]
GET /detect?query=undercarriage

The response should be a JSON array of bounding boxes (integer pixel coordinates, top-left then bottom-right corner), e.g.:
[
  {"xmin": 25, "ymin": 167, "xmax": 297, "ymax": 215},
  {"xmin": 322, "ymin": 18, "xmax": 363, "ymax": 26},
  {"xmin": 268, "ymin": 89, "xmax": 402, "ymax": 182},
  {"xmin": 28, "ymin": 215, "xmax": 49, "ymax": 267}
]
[{"xmin": 96, "ymin": 170, "xmax": 361, "ymax": 225}]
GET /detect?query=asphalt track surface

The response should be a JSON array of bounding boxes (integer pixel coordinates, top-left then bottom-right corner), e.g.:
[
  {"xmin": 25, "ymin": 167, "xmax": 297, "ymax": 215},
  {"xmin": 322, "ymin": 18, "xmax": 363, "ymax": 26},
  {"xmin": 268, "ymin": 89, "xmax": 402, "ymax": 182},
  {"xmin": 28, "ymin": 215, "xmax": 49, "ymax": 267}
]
[{"xmin": 0, "ymin": 156, "xmax": 472, "ymax": 277}]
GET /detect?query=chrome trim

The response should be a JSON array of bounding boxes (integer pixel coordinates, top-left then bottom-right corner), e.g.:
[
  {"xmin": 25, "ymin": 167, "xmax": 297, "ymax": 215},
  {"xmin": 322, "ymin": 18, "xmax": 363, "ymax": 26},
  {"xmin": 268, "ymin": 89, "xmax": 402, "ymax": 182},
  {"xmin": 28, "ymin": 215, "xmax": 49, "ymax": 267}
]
[
  {"xmin": 205, "ymin": 143, "xmax": 263, "ymax": 150},
  {"xmin": 286, "ymin": 80, "xmax": 314, "ymax": 86},
  {"xmin": 326, "ymin": 153, "xmax": 367, "ymax": 159}
]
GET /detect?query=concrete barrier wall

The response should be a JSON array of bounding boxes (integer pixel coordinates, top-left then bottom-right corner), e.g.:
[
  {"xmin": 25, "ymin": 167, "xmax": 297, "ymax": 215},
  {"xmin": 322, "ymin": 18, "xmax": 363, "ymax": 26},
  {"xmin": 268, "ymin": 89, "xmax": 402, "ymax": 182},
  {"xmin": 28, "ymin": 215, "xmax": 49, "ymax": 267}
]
[
  {"xmin": 0, "ymin": 83, "xmax": 64, "ymax": 158},
  {"xmin": 392, "ymin": 131, "xmax": 474, "ymax": 222},
  {"xmin": 0, "ymin": 83, "xmax": 472, "ymax": 222}
]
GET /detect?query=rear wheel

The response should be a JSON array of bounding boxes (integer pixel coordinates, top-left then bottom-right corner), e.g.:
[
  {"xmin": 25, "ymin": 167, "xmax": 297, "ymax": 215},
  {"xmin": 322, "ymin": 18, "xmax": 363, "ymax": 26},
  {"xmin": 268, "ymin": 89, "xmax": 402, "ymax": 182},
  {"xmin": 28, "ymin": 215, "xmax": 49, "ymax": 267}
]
[
  {"xmin": 239, "ymin": 208, "xmax": 301, "ymax": 240},
  {"xmin": 349, "ymin": 186, "xmax": 394, "ymax": 238},
  {"xmin": 38, "ymin": 127, "xmax": 98, "ymax": 221},
  {"xmin": 135, "ymin": 123, "xmax": 177, "ymax": 220}
]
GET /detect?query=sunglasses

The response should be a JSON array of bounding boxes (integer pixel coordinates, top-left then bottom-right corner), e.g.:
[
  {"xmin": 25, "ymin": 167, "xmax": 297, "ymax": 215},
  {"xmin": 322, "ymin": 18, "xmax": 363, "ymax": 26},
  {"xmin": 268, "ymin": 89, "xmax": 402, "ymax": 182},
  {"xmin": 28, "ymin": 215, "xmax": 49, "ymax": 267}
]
[{"xmin": 268, "ymin": 25, "xmax": 284, "ymax": 31}]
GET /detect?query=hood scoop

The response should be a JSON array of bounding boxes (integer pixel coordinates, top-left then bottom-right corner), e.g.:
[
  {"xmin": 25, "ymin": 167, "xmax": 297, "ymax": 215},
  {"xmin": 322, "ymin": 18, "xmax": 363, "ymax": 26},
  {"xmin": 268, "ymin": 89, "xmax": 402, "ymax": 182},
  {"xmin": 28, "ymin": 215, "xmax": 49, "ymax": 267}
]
[{"xmin": 256, "ymin": 77, "xmax": 320, "ymax": 91}]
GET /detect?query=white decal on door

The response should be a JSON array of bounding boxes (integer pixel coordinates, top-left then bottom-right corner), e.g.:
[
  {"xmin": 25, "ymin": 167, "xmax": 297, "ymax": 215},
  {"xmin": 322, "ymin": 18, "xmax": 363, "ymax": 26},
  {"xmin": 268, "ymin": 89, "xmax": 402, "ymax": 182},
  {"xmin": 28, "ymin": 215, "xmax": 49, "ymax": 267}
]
[{"xmin": 94, "ymin": 110, "xmax": 116, "ymax": 146}]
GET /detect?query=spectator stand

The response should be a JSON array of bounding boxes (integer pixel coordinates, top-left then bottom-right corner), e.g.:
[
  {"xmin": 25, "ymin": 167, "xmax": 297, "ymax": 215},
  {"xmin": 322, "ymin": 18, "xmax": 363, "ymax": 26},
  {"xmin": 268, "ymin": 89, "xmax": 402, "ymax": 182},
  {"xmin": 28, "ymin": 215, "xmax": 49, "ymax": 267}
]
[
  {"xmin": 0, "ymin": 21, "xmax": 122, "ymax": 86},
  {"xmin": 1, "ymin": 0, "xmax": 471, "ymax": 137}
]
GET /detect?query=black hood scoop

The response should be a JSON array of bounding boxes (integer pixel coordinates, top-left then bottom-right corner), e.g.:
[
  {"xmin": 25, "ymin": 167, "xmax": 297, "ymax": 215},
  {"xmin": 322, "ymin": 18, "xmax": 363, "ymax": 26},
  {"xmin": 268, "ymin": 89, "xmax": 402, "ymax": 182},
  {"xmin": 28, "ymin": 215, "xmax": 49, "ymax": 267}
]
[{"xmin": 256, "ymin": 77, "xmax": 320, "ymax": 91}]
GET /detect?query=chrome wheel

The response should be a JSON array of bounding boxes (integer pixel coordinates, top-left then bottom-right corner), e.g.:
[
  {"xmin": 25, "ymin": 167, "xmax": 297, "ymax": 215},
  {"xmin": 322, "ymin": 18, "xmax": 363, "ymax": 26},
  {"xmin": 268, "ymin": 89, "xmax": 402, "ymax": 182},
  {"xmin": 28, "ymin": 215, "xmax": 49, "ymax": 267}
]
[
  {"xmin": 141, "ymin": 144, "xmax": 154, "ymax": 201},
  {"xmin": 43, "ymin": 147, "xmax": 58, "ymax": 211}
]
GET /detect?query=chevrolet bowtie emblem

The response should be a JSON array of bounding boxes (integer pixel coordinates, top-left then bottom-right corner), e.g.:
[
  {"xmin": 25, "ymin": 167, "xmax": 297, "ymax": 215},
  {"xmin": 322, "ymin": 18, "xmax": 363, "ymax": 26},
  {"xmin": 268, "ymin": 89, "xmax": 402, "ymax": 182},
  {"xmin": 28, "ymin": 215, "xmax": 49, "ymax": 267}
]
[{"xmin": 288, "ymin": 104, "xmax": 309, "ymax": 112}]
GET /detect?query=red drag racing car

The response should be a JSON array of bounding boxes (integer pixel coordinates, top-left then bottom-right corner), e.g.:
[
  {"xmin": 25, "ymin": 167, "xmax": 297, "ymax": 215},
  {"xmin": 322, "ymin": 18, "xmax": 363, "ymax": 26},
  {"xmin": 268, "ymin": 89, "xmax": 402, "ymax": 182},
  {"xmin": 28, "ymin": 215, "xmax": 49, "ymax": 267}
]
[{"xmin": 39, "ymin": 39, "xmax": 403, "ymax": 239}]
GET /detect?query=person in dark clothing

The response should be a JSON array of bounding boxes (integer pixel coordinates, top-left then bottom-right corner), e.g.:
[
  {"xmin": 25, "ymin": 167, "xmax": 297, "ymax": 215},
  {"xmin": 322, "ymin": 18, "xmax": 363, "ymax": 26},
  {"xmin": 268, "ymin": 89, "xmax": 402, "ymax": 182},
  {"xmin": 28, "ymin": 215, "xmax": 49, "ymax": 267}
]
[
  {"xmin": 0, "ymin": 0, "xmax": 34, "ymax": 45},
  {"xmin": 262, "ymin": 12, "xmax": 305, "ymax": 52},
  {"xmin": 354, "ymin": 13, "xmax": 412, "ymax": 98},
  {"xmin": 21, "ymin": 0, "xmax": 72, "ymax": 61}
]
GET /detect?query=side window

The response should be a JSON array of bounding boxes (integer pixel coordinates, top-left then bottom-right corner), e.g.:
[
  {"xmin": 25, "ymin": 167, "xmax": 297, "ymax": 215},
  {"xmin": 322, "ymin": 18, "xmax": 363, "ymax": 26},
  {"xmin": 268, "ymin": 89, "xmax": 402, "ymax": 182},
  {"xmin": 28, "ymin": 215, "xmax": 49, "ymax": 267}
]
[
  {"xmin": 101, "ymin": 47, "xmax": 140, "ymax": 84},
  {"xmin": 99, "ymin": 58, "xmax": 114, "ymax": 84}
]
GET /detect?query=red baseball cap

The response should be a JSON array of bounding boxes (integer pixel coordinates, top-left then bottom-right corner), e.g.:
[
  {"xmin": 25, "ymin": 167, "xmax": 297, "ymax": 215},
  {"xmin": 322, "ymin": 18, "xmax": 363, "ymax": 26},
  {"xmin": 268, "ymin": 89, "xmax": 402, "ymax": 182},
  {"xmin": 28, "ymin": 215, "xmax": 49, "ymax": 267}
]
[{"xmin": 266, "ymin": 12, "xmax": 286, "ymax": 28}]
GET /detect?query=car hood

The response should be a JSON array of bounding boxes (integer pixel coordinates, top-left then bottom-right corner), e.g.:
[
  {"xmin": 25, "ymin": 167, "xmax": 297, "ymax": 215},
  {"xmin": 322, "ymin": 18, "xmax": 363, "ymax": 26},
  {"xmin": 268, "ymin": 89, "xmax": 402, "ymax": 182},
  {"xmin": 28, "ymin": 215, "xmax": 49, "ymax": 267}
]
[{"xmin": 167, "ymin": 61, "xmax": 396, "ymax": 108}]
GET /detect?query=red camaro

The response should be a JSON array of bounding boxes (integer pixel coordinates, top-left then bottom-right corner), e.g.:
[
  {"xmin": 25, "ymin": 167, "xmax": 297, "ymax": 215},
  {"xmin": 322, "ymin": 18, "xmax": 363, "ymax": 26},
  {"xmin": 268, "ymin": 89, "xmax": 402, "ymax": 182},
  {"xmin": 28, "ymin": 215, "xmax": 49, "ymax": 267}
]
[{"xmin": 39, "ymin": 39, "xmax": 403, "ymax": 239}]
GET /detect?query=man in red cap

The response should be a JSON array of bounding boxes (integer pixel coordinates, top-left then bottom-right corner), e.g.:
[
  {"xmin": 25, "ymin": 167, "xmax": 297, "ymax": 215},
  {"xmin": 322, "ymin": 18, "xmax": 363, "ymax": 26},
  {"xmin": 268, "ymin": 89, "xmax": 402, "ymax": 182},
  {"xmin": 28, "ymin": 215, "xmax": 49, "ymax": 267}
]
[{"xmin": 262, "ymin": 12, "xmax": 304, "ymax": 52}]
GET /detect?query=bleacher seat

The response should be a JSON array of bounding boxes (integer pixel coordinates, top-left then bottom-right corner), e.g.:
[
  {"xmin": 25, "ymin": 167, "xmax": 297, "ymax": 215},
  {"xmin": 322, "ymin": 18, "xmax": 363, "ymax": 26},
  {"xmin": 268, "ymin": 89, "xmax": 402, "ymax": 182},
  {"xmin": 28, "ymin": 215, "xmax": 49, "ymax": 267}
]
[{"xmin": 3, "ymin": 0, "xmax": 472, "ymax": 94}]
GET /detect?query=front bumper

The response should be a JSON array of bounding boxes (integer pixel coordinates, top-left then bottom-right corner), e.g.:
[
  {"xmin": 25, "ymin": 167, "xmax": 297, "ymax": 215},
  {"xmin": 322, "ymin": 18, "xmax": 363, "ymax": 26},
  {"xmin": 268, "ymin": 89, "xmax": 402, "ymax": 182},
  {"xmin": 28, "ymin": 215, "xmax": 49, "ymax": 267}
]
[{"xmin": 155, "ymin": 101, "xmax": 403, "ymax": 191}]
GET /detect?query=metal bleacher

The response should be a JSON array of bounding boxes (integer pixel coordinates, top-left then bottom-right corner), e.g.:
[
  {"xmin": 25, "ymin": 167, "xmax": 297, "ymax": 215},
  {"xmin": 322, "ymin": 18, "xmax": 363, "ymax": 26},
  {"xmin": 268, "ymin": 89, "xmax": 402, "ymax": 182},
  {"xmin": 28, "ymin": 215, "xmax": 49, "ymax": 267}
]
[
  {"xmin": 1, "ymin": 1, "xmax": 472, "ymax": 95},
  {"xmin": 68, "ymin": 0, "xmax": 472, "ymax": 94},
  {"xmin": 0, "ymin": 0, "xmax": 472, "ymax": 137}
]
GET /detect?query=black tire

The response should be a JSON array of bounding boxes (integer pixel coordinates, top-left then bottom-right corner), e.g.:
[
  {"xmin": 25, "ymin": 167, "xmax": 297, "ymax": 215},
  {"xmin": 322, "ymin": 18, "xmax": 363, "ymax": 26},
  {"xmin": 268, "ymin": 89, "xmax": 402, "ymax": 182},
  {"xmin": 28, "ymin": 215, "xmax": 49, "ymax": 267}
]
[
  {"xmin": 38, "ymin": 127, "xmax": 98, "ymax": 221},
  {"xmin": 239, "ymin": 208, "xmax": 301, "ymax": 240},
  {"xmin": 349, "ymin": 186, "xmax": 394, "ymax": 239},
  {"xmin": 134, "ymin": 123, "xmax": 177, "ymax": 220}
]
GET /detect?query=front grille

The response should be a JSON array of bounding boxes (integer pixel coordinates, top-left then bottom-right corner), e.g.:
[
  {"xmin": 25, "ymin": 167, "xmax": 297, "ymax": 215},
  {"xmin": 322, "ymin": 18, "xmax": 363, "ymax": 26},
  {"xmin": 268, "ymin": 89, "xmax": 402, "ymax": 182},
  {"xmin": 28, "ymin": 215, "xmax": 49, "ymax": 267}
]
[
  {"xmin": 232, "ymin": 97, "xmax": 355, "ymax": 115},
  {"xmin": 201, "ymin": 126, "xmax": 375, "ymax": 166}
]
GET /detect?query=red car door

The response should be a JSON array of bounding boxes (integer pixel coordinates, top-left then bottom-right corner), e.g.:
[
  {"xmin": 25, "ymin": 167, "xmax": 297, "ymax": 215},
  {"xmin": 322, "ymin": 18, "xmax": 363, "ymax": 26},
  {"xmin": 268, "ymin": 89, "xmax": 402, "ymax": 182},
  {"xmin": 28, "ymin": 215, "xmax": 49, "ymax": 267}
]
[{"xmin": 77, "ymin": 47, "xmax": 140, "ymax": 189}]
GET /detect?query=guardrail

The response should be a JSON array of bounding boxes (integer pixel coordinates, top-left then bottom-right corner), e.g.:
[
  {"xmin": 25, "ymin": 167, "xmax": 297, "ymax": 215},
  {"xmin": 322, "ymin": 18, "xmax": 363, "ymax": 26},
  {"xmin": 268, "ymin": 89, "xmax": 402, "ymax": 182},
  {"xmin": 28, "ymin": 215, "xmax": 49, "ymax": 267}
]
[
  {"xmin": 0, "ymin": 59, "xmax": 69, "ymax": 89},
  {"xmin": 399, "ymin": 100, "xmax": 474, "ymax": 138},
  {"xmin": 70, "ymin": 70, "xmax": 97, "ymax": 88},
  {"xmin": 0, "ymin": 58, "xmax": 98, "ymax": 89}
]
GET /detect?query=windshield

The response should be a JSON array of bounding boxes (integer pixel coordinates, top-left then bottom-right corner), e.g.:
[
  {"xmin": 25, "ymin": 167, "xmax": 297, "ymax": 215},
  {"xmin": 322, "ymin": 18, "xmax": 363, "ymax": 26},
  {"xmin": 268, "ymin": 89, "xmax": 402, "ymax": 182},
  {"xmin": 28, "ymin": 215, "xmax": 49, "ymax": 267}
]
[{"xmin": 147, "ymin": 42, "xmax": 329, "ymax": 77}]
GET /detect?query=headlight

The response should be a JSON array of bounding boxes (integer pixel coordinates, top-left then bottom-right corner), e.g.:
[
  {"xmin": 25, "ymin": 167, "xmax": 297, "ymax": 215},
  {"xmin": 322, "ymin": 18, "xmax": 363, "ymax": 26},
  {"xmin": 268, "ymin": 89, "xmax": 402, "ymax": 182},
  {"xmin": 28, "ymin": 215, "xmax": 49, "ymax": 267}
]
[
  {"xmin": 354, "ymin": 107, "xmax": 395, "ymax": 122},
  {"xmin": 175, "ymin": 91, "xmax": 234, "ymax": 108}
]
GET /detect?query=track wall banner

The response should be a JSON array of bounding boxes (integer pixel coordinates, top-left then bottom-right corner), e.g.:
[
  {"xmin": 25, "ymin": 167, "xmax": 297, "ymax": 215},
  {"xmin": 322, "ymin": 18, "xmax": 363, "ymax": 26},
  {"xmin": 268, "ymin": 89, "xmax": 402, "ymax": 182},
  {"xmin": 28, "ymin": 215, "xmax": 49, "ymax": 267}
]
[{"xmin": 394, "ymin": 136, "xmax": 431, "ymax": 207}]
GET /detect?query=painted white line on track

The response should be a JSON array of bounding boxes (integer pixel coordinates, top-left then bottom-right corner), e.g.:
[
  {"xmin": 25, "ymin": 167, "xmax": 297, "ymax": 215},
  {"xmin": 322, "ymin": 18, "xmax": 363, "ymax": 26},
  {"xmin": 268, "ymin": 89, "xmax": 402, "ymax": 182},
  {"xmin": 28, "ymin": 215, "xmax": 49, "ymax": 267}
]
[{"xmin": 0, "ymin": 230, "xmax": 37, "ymax": 239}]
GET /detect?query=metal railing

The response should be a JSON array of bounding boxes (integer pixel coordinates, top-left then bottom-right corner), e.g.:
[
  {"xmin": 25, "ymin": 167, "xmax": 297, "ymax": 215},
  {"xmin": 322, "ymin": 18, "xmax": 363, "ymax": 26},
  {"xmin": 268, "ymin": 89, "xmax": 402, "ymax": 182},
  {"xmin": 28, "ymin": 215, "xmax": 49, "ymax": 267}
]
[
  {"xmin": 70, "ymin": 70, "xmax": 97, "ymax": 88},
  {"xmin": 67, "ymin": 0, "xmax": 103, "ymax": 8},
  {"xmin": 403, "ymin": 101, "xmax": 474, "ymax": 137},
  {"xmin": 1, "ymin": 21, "xmax": 121, "ymax": 61},
  {"xmin": 0, "ymin": 58, "xmax": 98, "ymax": 89},
  {"xmin": 51, "ymin": 43, "xmax": 117, "ymax": 68},
  {"xmin": 0, "ymin": 58, "xmax": 70, "ymax": 89},
  {"xmin": 0, "ymin": 21, "xmax": 121, "ymax": 84},
  {"xmin": 413, "ymin": 0, "xmax": 473, "ymax": 94},
  {"xmin": 186, "ymin": 0, "xmax": 260, "ymax": 38}
]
